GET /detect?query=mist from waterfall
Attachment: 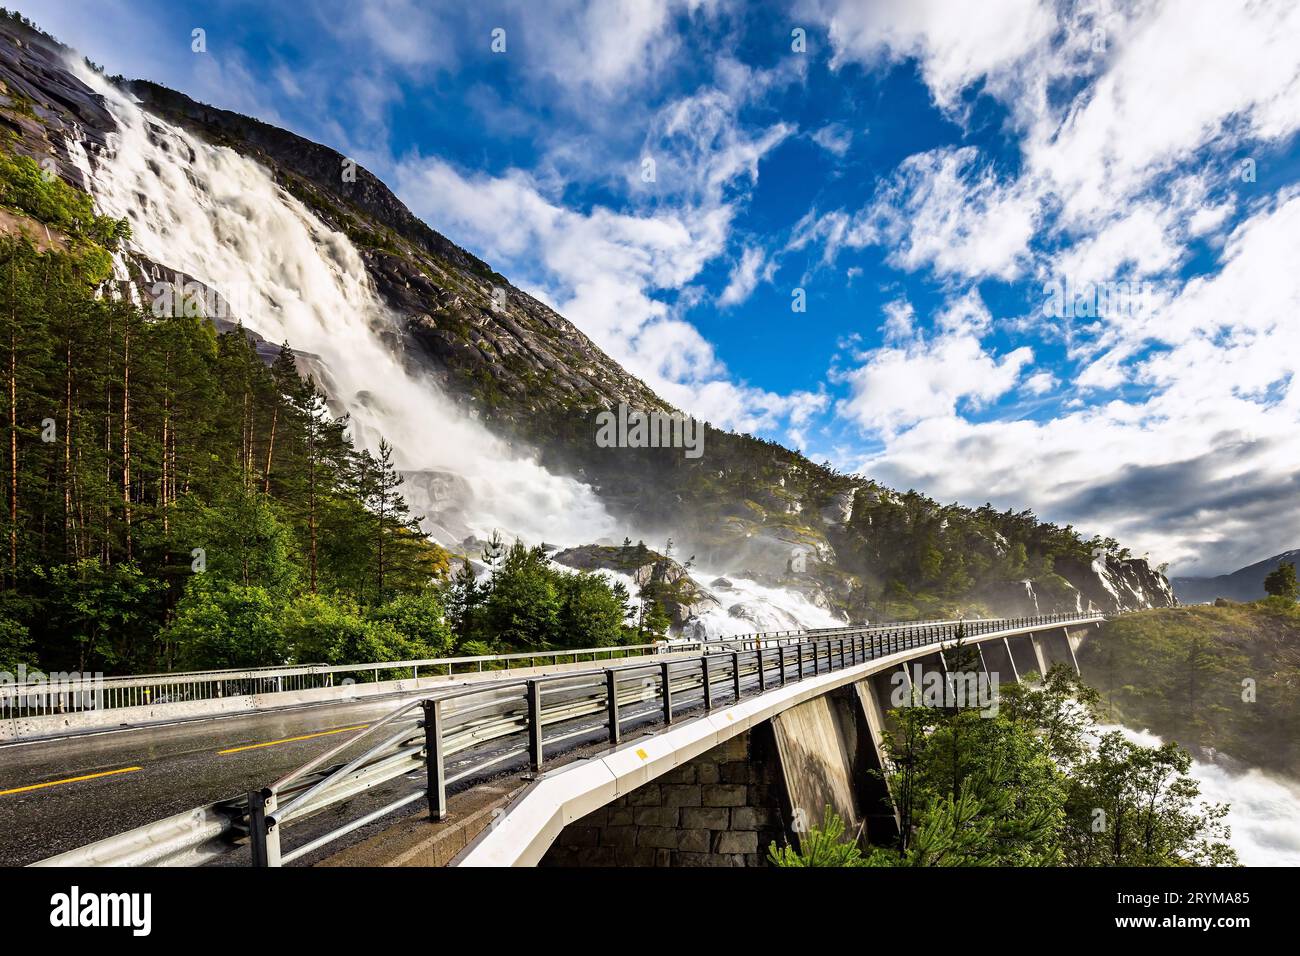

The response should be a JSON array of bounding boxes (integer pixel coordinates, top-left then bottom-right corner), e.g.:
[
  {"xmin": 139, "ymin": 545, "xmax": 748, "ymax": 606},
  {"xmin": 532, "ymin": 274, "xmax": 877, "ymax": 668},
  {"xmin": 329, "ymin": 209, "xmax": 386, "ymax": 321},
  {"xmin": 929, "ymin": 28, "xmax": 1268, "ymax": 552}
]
[
  {"xmin": 63, "ymin": 66, "xmax": 852, "ymax": 635},
  {"xmin": 687, "ymin": 571, "xmax": 846, "ymax": 636},
  {"xmin": 1098, "ymin": 724, "xmax": 1300, "ymax": 866},
  {"xmin": 582, "ymin": 566, "xmax": 846, "ymax": 638}
]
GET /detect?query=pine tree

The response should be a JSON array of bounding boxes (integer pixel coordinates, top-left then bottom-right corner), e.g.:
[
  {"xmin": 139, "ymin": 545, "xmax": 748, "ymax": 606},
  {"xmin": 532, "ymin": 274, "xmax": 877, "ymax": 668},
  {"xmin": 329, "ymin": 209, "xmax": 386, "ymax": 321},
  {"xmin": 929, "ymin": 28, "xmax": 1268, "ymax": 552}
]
[{"xmin": 1264, "ymin": 562, "xmax": 1297, "ymax": 600}]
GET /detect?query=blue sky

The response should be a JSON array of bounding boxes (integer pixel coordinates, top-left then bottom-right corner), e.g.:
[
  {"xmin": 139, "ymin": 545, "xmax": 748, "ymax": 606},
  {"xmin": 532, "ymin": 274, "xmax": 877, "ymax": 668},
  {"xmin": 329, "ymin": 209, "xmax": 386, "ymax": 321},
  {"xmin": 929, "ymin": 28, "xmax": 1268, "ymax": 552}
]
[{"xmin": 18, "ymin": 0, "xmax": 1300, "ymax": 575}]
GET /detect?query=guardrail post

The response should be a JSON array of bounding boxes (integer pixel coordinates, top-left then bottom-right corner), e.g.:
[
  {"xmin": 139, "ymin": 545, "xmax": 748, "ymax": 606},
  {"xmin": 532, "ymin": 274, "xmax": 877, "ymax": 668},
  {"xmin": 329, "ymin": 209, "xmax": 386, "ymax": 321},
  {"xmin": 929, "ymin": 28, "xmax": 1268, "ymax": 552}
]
[
  {"xmin": 838, "ymin": 638, "xmax": 845, "ymax": 669},
  {"xmin": 605, "ymin": 670, "xmax": 620, "ymax": 745},
  {"xmin": 732, "ymin": 652, "xmax": 742, "ymax": 700},
  {"xmin": 527, "ymin": 680, "xmax": 544, "ymax": 772},
  {"xmin": 757, "ymin": 648, "xmax": 766, "ymax": 691},
  {"xmin": 422, "ymin": 699, "xmax": 447, "ymax": 821},
  {"xmin": 247, "ymin": 788, "xmax": 281, "ymax": 867},
  {"xmin": 701, "ymin": 656, "xmax": 712, "ymax": 712},
  {"xmin": 778, "ymin": 645, "xmax": 787, "ymax": 686},
  {"xmin": 797, "ymin": 641, "xmax": 805, "ymax": 680},
  {"xmin": 661, "ymin": 662, "xmax": 673, "ymax": 725},
  {"xmin": 813, "ymin": 640, "xmax": 821, "ymax": 675}
]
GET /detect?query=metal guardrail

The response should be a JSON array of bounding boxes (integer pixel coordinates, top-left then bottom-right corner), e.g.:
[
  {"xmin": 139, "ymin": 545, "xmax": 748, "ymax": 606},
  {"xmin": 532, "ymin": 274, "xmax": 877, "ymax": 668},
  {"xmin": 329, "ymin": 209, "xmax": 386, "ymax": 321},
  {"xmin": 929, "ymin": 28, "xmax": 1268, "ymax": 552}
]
[
  {"xmin": 32, "ymin": 612, "xmax": 1098, "ymax": 867},
  {"xmin": 0, "ymin": 641, "xmax": 705, "ymax": 720},
  {"xmin": 0, "ymin": 617, "xmax": 960, "ymax": 720}
]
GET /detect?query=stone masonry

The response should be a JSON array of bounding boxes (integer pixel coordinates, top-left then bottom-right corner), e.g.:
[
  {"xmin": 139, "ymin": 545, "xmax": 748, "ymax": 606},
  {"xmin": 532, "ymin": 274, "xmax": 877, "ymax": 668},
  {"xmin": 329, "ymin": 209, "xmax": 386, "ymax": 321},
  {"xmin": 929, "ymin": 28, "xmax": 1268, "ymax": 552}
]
[{"xmin": 540, "ymin": 725, "xmax": 791, "ymax": 867}]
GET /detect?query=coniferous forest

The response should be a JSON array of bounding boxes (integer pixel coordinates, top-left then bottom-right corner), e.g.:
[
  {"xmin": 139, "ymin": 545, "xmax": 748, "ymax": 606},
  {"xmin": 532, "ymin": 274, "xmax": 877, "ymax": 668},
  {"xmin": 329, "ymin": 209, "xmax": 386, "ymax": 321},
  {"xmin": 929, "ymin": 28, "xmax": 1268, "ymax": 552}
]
[{"xmin": 0, "ymin": 153, "xmax": 641, "ymax": 677}]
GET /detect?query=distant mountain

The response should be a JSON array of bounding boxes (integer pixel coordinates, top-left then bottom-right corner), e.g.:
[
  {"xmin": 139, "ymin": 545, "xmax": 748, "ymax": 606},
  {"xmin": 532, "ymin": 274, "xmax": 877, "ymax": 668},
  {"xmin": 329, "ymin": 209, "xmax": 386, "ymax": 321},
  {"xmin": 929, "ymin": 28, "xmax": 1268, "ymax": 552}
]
[{"xmin": 1172, "ymin": 549, "xmax": 1300, "ymax": 604}]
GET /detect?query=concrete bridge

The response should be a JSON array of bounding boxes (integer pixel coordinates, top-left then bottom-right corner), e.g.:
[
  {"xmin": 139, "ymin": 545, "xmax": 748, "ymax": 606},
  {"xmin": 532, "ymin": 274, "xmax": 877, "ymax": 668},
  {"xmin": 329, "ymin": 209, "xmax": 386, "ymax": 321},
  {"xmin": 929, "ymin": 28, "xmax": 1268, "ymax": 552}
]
[
  {"xmin": 460, "ymin": 614, "xmax": 1092, "ymax": 867},
  {"xmin": 21, "ymin": 613, "xmax": 1099, "ymax": 867}
]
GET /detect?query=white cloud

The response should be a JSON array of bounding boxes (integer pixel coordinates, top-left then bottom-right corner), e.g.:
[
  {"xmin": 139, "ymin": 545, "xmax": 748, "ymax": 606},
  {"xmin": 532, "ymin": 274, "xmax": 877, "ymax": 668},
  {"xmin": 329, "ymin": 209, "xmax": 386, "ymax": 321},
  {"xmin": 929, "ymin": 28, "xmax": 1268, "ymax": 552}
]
[
  {"xmin": 349, "ymin": 0, "xmax": 460, "ymax": 69},
  {"xmin": 718, "ymin": 245, "xmax": 775, "ymax": 307},
  {"xmin": 640, "ymin": 85, "xmax": 795, "ymax": 202},
  {"xmin": 801, "ymin": 0, "xmax": 1057, "ymax": 112},
  {"xmin": 856, "ymin": 147, "xmax": 1040, "ymax": 280},
  {"xmin": 392, "ymin": 77, "xmax": 813, "ymax": 435},
  {"xmin": 856, "ymin": 192, "xmax": 1300, "ymax": 574},
  {"xmin": 835, "ymin": 293, "xmax": 1034, "ymax": 436},
  {"xmin": 1021, "ymin": 371, "xmax": 1057, "ymax": 396},
  {"xmin": 516, "ymin": 0, "xmax": 681, "ymax": 99},
  {"xmin": 1028, "ymin": 0, "xmax": 1300, "ymax": 225},
  {"xmin": 1048, "ymin": 204, "xmax": 1185, "ymax": 285},
  {"xmin": 811, "ymin": 123, "xmax": 853, "ymax": 156}
]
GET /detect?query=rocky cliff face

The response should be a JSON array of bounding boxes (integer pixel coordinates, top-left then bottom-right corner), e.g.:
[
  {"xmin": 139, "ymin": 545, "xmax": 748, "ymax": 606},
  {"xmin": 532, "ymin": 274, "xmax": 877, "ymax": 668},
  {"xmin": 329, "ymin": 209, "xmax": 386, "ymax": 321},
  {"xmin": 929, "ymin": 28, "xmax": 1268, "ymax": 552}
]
[
  {"xmin": 978, "ymin": 555, "xmax": 1178, "ymax": 616},
  {"xmin": 0, "ymin": 13, "xmax": 1178, "ymax": 625},
  {"xmin": 120, "ymin": 79, "xmax": 669, "ymax": 434}
]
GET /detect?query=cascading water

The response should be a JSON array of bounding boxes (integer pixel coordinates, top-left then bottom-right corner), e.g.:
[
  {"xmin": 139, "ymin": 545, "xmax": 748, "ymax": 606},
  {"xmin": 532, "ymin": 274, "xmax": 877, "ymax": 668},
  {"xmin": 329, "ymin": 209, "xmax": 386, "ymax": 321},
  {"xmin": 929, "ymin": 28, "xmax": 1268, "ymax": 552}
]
[
  {"xmin": 69, "ymin": 66, "xmax": 617, "ymax": 549},
  {"xmin": 1098, "ymin": 725, "xmax": 1300, "ymax": 866},
  {"xmin": 64, "ymin": 66, "xmax": 849, "ymax": 633},
  {"xmin": 687, "ymin": 572, "xmax": 846, "ymax": 636}
]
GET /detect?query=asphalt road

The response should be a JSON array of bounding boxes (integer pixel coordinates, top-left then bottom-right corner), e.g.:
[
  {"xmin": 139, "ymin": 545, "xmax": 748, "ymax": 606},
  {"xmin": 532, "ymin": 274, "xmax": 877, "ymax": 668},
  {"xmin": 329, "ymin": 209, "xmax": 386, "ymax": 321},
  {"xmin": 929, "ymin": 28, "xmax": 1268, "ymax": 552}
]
[
  {"xmin": 0, "ymin": 690, "xmax": 460, "ymax": 866},
  {"xmin": 0, "ymin": 639, "xmax": 904, "ymax": 867}
]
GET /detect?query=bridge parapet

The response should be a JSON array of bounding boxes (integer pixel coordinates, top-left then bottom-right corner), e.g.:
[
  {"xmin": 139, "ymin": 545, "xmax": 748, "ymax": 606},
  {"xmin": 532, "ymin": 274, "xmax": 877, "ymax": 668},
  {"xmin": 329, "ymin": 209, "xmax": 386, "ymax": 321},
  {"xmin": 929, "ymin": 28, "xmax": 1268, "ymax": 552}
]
[{"xmin": 30, "ymin": 613, "xmax": 1103, "ymax": 867}]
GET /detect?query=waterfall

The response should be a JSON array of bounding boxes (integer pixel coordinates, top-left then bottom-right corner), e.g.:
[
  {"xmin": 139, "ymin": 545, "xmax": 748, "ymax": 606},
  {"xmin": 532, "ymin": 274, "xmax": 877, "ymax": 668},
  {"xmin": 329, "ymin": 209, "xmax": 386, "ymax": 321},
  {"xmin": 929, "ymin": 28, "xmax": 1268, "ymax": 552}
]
[
  {"xmin": 62, "ymin": 66, "xmax": 851, "ymax": 635},
  {"xmin": 687, "ymin": 572, "xmax": 846, "ymax": 637},
  {"xmin": 1021, "ymin": 579, "xmax": 1041, "ymax": 615},
  {"xmin": 1098, "ymin": 725, "xmax": 1300, "ymax": 866},
  {"xmin": 68, "ymin": 66, "xmax": 618, "ymax": 549},
  {"xmin": 565, "ymin": 565, "xmax": 847, "ymax": 638}
]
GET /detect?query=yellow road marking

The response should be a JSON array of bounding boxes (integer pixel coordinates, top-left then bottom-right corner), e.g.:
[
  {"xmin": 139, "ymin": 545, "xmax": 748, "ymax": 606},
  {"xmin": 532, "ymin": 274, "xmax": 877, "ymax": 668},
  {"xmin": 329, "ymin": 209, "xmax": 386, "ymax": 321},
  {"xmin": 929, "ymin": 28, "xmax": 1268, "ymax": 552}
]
[
  {"xmin": 0, "ymin": 766, "xmax": 142, "ymax": 796},
  {"xmin": 218, "ymin": 724, "xmax": 369, "ymax": 755}
]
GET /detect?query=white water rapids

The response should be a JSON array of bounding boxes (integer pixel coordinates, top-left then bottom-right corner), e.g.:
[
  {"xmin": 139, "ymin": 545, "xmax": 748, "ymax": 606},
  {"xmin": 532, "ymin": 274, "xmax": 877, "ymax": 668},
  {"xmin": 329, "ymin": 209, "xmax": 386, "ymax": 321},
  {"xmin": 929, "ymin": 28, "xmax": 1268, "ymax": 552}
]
[
  {"xmin": 1099, "ymin": 725, "xmax": 1300, "ymax": 867},
  {"xmin": 67, "ymin": 68, "xmax": 846, "ymax": 636},
  {"xmin": 582, "ymin": 566, "xmax": 845, "ymax": 637}
]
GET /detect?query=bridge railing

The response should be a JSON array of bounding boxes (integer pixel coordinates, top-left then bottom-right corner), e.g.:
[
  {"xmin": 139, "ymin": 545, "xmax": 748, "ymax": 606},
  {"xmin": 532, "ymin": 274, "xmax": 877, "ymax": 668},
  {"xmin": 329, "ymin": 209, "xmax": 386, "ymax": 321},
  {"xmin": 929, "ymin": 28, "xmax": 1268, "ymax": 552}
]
[
  {"xmin": 30, "ymin": 612, "xmax": 1104, "ymax": 867},
  {"xmin": 0, "ymin": 615, "xmax": 991, "ymax": 721},
  {"xmin": 0, "ymin": 640, "xmax": 707, "ymax": 721},
  {"xmin": 241, "ymin": 612, "xmax": 1099, "ymax": 867}
]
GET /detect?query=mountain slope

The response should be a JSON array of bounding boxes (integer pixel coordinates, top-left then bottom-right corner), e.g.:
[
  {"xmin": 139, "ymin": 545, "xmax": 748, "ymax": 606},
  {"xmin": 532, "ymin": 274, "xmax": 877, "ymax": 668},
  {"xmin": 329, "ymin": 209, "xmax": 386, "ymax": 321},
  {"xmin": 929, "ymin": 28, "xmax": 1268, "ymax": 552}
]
[
  {"xmin": 1173, "ymin": 549, "xmax": 1300, "ymax": 604},
  {"xmin": 0, "ymin": 11, "xmax": 1177, "ymax": 624},
  {"xmin": 1077, "ymin": 599, "xmax": 1300, "ymax": 777}
]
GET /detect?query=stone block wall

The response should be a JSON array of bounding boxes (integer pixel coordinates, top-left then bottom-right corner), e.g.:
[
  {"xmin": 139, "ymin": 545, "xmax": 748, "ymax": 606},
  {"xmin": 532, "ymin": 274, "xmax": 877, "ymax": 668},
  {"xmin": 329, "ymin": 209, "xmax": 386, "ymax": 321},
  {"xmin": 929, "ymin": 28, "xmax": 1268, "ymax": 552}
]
[{"xmin": 540, "ymin": 725, "xmax": 790, "ymax": 867}]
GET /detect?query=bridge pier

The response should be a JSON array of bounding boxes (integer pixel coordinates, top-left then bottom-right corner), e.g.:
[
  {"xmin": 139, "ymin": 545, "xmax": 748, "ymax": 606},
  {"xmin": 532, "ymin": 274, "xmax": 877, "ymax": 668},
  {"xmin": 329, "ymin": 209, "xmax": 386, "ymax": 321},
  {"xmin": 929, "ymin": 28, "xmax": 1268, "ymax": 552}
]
[
  {"xmin": 978, "ymin": 638, "xmax": 1018, "ymax": 685},
  {"xmin": 911, "ymin": 651, "xmax": 947, "ymax": 691},
  {"xmin": 539, "ymin": 725, "xmax": 790, "ymax": 866},
  {"xmin": 852, "ymin": 677, "xmax": 902, "ymax": 840},
  {"xmin": 1034, "ymin": 627, "xmax": 1080, "ymax": 676},
  {"xmin": 1006, "ymin": 634, "xmax": 1043, "ymax": 681}
]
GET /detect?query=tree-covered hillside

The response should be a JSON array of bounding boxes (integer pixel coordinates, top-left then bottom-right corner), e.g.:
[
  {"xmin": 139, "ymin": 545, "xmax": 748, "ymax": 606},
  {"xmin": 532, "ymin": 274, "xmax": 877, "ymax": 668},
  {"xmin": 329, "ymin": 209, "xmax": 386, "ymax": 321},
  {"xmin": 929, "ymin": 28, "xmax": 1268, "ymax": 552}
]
[
  {"xmin": 0, "ymin": 152, "xmax": 647, "ymax": 677},
  {"xmin": 1077, "ymin": 598, "xmax": 1300, "ymax": 777},
  {"xmin": 0, "ymin": 164, "xmax": 437, "ymax": 673}
]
